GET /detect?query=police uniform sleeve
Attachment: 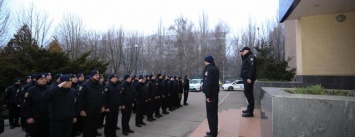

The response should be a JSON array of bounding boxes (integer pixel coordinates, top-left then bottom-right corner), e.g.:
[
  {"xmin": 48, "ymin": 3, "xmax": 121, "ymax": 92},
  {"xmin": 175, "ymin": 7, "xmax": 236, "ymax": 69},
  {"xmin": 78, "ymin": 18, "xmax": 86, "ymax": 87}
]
[
  {"xmin": 41, "ymin": 86, "xmax": 59, "ymax": 102},
  {"xmin": 21, "ymin": 91, "xmax": 32, "ymax": 119},
  {"xmin": 1, "ymin": 87, "xmax": 10, "ymax": 105},
  {"xmin": 204, "ymin": 69, "xmax": 213, "ymax": 98},
  {"xmin": 103, "ymin": 86, "xmax": 109, "ymax": 109},
  {"xmin": 247, "ymin": 56, "xmax": 257, "ymax": 80}
]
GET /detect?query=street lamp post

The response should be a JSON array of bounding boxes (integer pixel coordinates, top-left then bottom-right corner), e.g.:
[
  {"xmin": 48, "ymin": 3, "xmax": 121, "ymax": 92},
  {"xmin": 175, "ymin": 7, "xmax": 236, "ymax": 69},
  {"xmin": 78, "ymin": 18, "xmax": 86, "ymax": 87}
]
[{"xmin": 135, "ymin": 45, "xmax": 138, "ymax": 75}]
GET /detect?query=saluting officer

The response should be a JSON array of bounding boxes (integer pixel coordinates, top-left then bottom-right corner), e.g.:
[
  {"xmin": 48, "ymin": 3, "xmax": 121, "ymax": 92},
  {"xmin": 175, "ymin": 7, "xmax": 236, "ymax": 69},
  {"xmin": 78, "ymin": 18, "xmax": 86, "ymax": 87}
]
[
  {"xmin": 1, "ymin": 78, "xmax": 22, "ymax": 129},
  {"xmin": 120, "ymin": 74, "xmax": 135, "ymax": 136},
  {"xmin": 239, "ymin": 47, "xmax": 257, "ymax": 117},
  {"xmin": 77, "ymin": 70, "xmax": 105, "ymax": 137},
  {"xmin": 41, "ymin": 75, "xmax": 77, "ymax": 137},
  {"xmin": 134, "ymin": 75, "xmax": 148, "ymax": 127},
  {"xmin": 103, "ymin": 74, "xmax": 122, "ymax": 137},
  {"xmin": 22, "ymin": 73, "xmax": 50, "ymax": 137}
]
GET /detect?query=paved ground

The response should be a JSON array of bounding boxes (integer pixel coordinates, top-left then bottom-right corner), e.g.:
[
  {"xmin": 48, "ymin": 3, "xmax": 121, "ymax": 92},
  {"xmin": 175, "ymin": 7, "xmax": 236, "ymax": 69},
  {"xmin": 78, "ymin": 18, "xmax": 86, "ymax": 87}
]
[{"xmin": 1, "ymin": 90, "xmax": 247, "ymax": 137}]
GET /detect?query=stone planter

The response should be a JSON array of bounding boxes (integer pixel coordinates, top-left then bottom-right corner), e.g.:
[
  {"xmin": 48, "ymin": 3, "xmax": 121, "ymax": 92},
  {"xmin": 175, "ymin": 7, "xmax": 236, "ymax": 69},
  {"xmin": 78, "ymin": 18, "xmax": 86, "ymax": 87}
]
[{"xmin": 260, "ymin": 87, "xmax": 355, "ymax": 137}]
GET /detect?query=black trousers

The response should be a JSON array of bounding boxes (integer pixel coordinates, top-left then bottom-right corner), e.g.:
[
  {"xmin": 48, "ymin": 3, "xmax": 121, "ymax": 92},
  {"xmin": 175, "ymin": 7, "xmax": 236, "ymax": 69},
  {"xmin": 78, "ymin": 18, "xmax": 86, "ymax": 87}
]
[
  {"xmin": 135, "ymin": 101, "xmax": 144, "ymax": 124},
  {"xmin": 146, "ymin": 99, "xmax": 154, "ymax": 119},
  {"xmin": 161, "ymin": 96, "xmax": 168, "ymax": 112},
  {"xmin": 121, "ymin": 104, "xmax": 132, "ymax": 132},
  {"xmin": 7, "ymin": 104, "xmax": 20, "ymax": 126},
  {"xmin": 83, "ymin": 108, "xmax": 101, "ymax": 137},
  {"xmin": 169, "ymin": 93, "xmax": 177, "ymax": 109},
  {"xmin": 50, "ymin": 119, "xmax": 73, "ymax": 137},
  {"xmin": 28, "ymin": 115, "xmax": 50, "ymax": 137},
  {"xmin": 176, "ymin": 93, "xmax": 182, "ymax": 106},
  {"xmin": 100, "ymin": 112, "xmax": 106, "ymax": 126},
  {"xmin": 243, "ymin": 79, "xmax": 255, "ymax": 113},
  {"xmin": 71, "ymin": 115, "xmax": 83, "ymax": 137},
  {"xmin": 206, "ymin": 97, "xmax": 218, "ymax": 136},
  {"xmin": 183, "ymin": 91, "xmax": 189, "ymax": 104},
  {"xmin": 104, "ymin": 108, "xmax": 118, "ymax": 137},
  {"xmin": 154, "ymin": 97, "xmax": 161, "ymax": 115}
]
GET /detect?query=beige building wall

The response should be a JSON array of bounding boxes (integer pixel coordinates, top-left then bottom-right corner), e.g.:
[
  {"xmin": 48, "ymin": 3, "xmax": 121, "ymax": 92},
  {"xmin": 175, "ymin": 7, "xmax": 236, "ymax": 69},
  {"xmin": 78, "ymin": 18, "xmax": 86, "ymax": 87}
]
[{"xmin": 285, "ymin": 12, "xmax": 355, "ymax": 76}]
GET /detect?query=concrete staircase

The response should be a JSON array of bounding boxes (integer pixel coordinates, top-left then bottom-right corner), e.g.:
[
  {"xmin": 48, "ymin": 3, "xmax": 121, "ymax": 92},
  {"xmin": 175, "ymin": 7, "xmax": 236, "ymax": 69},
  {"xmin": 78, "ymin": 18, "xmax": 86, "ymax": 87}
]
[{"xmin": 189, "ymin": 108, "xmax": 261, "ymax": 137}]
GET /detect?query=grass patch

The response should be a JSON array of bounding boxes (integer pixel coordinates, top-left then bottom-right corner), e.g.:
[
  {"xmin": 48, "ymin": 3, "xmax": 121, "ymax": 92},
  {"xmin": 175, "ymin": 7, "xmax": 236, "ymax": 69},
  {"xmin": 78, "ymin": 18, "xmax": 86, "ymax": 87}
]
[{"xmin": 284, "ymin": 85, "xmax": 355, "ymax": 97}]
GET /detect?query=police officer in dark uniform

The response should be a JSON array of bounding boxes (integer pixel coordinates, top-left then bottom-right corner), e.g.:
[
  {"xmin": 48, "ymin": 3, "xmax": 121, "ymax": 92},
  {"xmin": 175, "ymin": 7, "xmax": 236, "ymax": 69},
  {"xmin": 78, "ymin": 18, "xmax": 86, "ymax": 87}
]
[
  {"xmin": 46, "ymin": 73, "xmax": 52, "ymax": 86},
  {"xmin": 77, "ymin": 73, "xmax": 85, "ymax": 86},
  {"xmin": 183, "ymin": 75, "xmax": 190, "ymax": 106},
  {"xmin": 239, "ymin": 47, "xmax": 257, "ymax": 117},
  {"xmin": 131, "ymin": 75, "xmax": 138, "ymax": 114},
  {"xmin": 169, "ymin": 76, "xmax": 178, "ymax": 111},
  {"xmin": 78, "ymin": 70, "xmax": 105, "ymax": 137},
  {"xmin": 103, "ymin": 74, "xmax": 122, "ymax": 137},
  {"xmin": 134, "ymin": 75, "xmax": 148, "ymax": 127},
  {"xmin": 51, "ymin": 74, "xmax": 62, "ymax": 87},
  {"xmin": 203, "ymin": 55, "xmax": 220, "ymax": 137},
  {"xmin": 161, "ymin": 75, "xmax": 170, "ymax": 114},
  {"xmin": 177, "ymin": 77, "xmax": 183, "ymax": 108},
  {"xmin": 146, "ymin": 75, "xmax": 155, "ymax": 122},
  {"xmin": 155, "ymin": 74, "xmax": 164, "ymax": 117},
  {"xmin": 1, "ymin": 78, "xmax": 22, "ymax": 129},
  {"xmin": 120, "ymin": 74, "xmax": 135, "ymax": 135},
  {"xmin": 19, "ymin": 74, "xmax": 36, "ymax": 135},
  {"xmin": 41, "ymin": 75, "xmax": 77, "ymax": 137},
  {"xmin": 22, "ymin": 73, "xmax": 50, "ymax": 137},
  {"xmin": 70, "ymin": 74, "xmax": 82, "ymax": 137}
]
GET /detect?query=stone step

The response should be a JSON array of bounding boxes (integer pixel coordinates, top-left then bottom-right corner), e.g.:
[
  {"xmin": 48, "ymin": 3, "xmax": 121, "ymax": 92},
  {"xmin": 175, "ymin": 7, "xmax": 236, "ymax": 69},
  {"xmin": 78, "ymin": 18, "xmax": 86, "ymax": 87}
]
[
  {"xmin": 238, "ymin": 107, "xmax": 261, "ymax": 137},
  {"xmin": 189, "ymin": 110, "xmax": 226, "ymax": 137}
]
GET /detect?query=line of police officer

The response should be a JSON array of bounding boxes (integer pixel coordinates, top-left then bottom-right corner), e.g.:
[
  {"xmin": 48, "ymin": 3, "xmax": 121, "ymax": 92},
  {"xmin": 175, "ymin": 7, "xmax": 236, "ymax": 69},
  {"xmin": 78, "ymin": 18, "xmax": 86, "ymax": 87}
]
[{"xmin": 1, "ymin": 70, "xmax": 190, "ymax": 137}]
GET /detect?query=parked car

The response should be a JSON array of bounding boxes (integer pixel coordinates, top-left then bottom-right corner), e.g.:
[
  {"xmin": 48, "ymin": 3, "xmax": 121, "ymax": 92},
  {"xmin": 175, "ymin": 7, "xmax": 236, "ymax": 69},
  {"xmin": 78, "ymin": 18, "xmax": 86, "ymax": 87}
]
[
  {"xmin": 189, "ymin": 79, "xmax": 203, "ymax": 91},
  {"xmin": 221, "ymin": 80, "xmax": 244, "ymax": 91}
]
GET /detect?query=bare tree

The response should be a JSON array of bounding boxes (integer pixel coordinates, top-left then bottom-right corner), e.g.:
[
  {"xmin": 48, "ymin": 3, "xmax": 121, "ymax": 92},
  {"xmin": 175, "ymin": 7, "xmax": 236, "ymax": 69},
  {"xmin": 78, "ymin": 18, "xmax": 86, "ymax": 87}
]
[
  {"xmin": 16, "ymin": 4, "xmax": 53, "ymax": 47},
  {"xmin": 56, "ymin": 14, "xmax": 85, "ymax": 58},
  {"xmin": 212, "ymin": 21, "xmax": 229, "ymax": 82},
  {"xmin": 0, "ymin": 0, "xmax": 10, "ymax": 45}
]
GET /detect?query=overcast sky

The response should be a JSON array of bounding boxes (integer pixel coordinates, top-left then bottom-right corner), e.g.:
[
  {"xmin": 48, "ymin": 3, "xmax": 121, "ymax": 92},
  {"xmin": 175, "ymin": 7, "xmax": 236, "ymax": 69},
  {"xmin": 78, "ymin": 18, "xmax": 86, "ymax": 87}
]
[{"xmin": 8, "ymin": 0, "xmax": 279, "ymax": 35}]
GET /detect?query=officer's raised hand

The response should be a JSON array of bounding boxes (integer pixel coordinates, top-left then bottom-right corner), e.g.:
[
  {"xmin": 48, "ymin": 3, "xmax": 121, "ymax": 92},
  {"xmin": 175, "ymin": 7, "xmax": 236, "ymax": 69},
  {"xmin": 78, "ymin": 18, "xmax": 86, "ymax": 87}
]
[
  {"xmin": 247, "ymin": 79, "xmax": 252, "ymax": 84},
  {"xmin": 105, "ymin": 108, "xmax": 110, "ymax": 112},
  {"xmin": 27, "ymin": 117, "xmax": 34, "ymax": 124},
  {"xmin": 101, "ymin": 106, "xmax": 105, "ymax": 113},
  {"xmin": 58, "ymin": 81, "xmax": 66, "ymax": 88}
]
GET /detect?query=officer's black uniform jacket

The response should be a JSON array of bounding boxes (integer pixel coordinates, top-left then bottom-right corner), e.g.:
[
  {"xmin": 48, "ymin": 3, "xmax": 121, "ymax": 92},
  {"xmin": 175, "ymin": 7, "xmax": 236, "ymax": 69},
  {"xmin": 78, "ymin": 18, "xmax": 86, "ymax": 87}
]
[
  {"xmin": 78, "ymin": 79, "xmax": 104, "ymax": 111},
  {"xmin": 184, "ymin": 79, "xmax": 190, "ymax": 91},
  {"xmin": 19, "ymin": 82, "xmax": 35, "ymax": 106},
  {"xmin": 121, "ymin": 81, "xmax": 135, "ymax": 105},
  {"xmin": 2, "ymin": 84, "xmax": 21, "ymax": 105},
  {"xmin": 157, "ymin": 78, "xmax": 165, "ymax": 97},
  {"xmin": 22, "ymin": 84, "xmax": 49, "ymax": 118},
  {"xmin": 163, "ymin": 80, "xmax": 170, "ymax": 96},
  {"xmin": 147, "ymin": 80, "xmax": 158, "ymax": 97},
  {"xmin": 178, "ymin": 80, "xmax": 183, "ymax": 94},
  {"xmin": 170, "ymin": 80, "xmax": 179, "ymax": 94},
  {"xmin": 41, "ymin": 86, "xmax": 77, "ymax": 121},
  {"xmin": 103, "ymin": 81, "xmax": 123, "ymax": 110},
  {"xmin": 240, "ymin": 51, "xmax": 257, "ymax": 80},
  {"xmin": 203, "ymin": 63, "xmax": 220, "ymax": 99},
  {"xmin": 134, "ymin": 82, "xmax": 148, "ymax": 103}
]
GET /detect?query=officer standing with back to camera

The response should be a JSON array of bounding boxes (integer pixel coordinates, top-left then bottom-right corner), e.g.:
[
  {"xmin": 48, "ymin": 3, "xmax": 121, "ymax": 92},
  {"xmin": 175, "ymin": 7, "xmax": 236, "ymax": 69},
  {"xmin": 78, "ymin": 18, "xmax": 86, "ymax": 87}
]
[
  {"xmin": 134, "ymin": 75, "xmax": 148, "ymax": 127},
  {"xmin": 239, "ymin": 47, "xmax": 257, "ymax": 117},
  {"xmin": 22, "ymin": 73, "xmax": 50, "ymax": 137},
  {"xmin": 183, "ymin": 75, "xmax": 190, "ymax": 106},
  {"xmin": 78, "ymin": 70, "xmax": 105, "ymax": 137},
  {"xmin": 41, "ymin": 74, "xmax": 77, "ymax": 137},
  {"xmin": 1, "ymin": 78, "xmax": 22, "ymax": 129},
  {"xmin": 203, "ymin": 55, "xmax": 220, "ymax": 137}
]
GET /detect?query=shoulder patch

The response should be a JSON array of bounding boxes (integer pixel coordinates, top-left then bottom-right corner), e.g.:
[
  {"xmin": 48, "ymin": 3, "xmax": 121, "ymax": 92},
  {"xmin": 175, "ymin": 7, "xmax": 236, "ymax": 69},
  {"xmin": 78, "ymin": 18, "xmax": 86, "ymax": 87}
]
[
  {"xmin": 104, "ymin": 88, "xmax": 108, "ymax": 92},
  {"xmin": 79, "ymin": 86, "xmax": 83, "ymax": 91},
  {"xmin": 17, "ymin": 89, "xmax": 20, "ymax": 93},
  {"xmin": 24, "ymin": 92, "xmax": 29, "ymax": 98},
  {"xmin": 156, "ymin": 83, "xmax": 158, "ymax": 86},
  {"xmin": 250, "ymin": 57, "xmax": 254, "ymax": 61},
  {"xmin": 205, "ymin": 71, "xmax": 208, "ymax": 76}
]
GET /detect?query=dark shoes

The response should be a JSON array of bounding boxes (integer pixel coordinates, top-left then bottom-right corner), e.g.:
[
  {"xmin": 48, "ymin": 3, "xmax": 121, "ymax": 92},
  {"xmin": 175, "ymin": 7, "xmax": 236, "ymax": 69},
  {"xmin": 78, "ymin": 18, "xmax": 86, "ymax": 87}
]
[
  {"xmin": 123, "ymin": 131, "xmax": 129, "ymax": 136},
  {"xmin": 242, "ymin": 110, "xmax": 249, "ymax": 113},
  {"xmin": 128, "ymin": 129, "xmax": 134, "ymax": 133},
  {"xmin": 147, "ymin": 119, "xmax": 154, "ymax": 122},
  {"xmin": 140, "ymin": 122, "xmax": 146, "ymax": 125},
  {"xmin": 136, "ymin": 124, "xmax": 142, "ymax": 127},
  {"xmin": 96, "ymin": 131, "xmax": 102, "ymax": 136},
  {"xmin": 184, "ymin": 103, "xmax": 189, "ymax": 106},
  {"xmin": 205, "ymin": 132, "xmax": 217, "ymax": 137},
  {"xmin": 155, "ymin": 115, "xmax": 162, "ymax": 118},
  {"xmin": 10, "ymin": 125, "xmax": 15, "ymax": 129},
  {"xmin": 163, "ymin": 111, "xmax": 169, "ymax": 115},
  {"xmin": 242, "ymin": 113, "xmax": 254, "ymax": 117},
  {"xmin": 116, "ymin": 126, "xmax": 121, "ymax": 130}
]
